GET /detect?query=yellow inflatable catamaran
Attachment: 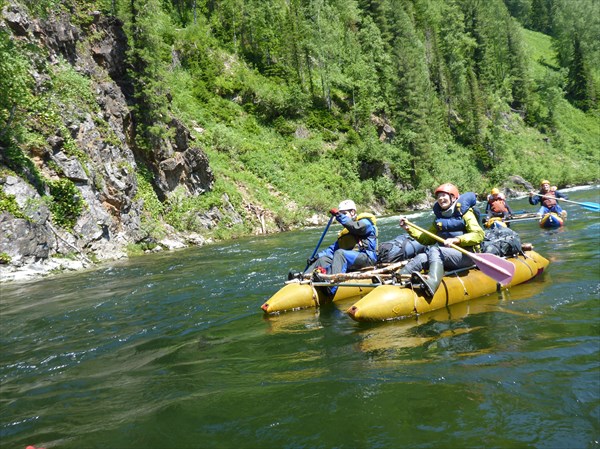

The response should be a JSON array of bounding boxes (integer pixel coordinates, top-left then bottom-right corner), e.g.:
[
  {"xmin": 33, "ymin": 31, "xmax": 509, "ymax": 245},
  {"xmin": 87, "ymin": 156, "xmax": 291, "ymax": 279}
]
[
  {"xmin": 347, "ymin": 250, "xmax": 548, "ymax": 321},
  {"xmin": 261, "ymin": 250, "xmax": 549, "ymax": 322}
]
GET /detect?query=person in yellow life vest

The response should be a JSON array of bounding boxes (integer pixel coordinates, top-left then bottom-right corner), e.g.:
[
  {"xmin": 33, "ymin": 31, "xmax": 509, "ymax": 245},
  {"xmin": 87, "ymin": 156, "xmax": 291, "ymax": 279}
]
[
  {"xmin": 529, "ymin": 180, "xmax": 568, "ymax": 216},
  {"xmin": 398, "ymin": 183, "xmax": 484, "ymax": 298},
  {"xmin": 485, "ymin": 187, "xmax": 513, "ymax": 221},
  {"xmin": 306, "ymin": 199, "xmax": 378, "ymax": 282}
]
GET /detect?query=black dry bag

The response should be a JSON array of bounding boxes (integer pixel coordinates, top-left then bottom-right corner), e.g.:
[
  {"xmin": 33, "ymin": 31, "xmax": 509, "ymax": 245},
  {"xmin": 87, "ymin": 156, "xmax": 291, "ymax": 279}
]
[
  {"xmin": 481, "ymin": 226, "xmax": 522, "ymax": 257},
  {"xmin": 377, "ymin": 235, "xmax": 426, "ymax": 264}
]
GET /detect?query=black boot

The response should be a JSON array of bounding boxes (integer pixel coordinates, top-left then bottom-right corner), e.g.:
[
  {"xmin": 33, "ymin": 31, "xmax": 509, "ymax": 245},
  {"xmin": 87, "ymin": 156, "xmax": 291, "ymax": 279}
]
[{"xmin": 410, "ymin": 261, "xmax": 444, "ymax": 298}]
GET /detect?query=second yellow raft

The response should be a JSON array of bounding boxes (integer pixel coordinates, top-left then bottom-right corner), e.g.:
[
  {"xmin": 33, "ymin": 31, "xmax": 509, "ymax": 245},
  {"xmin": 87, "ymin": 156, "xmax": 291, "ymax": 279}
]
[{"xmin": 346, "ymin": 250, "xmax": 549, "ymax": 321}]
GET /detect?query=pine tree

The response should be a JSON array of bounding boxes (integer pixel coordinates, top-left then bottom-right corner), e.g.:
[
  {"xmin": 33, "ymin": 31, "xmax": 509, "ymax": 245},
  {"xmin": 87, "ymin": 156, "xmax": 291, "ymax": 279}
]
[
  {"xmin": 387, "ymin": 1, "xmax": 439, "ymax": 185},
  {"xmin": 437, "ymin": 1, "xmax": 476, "ymax": 140},
  {"xmin": 566, "ymin": 35, "xmax": 596, "ymax": 111},
  {"xmin": 506, "ymin": 16, "xmax": 529, "ymax": 111},
  {"xmin": 357, "ymin": 0, "xmax": 392, "ymax": 43},
  {"xmin": 125, "ymin": 0, "xmax": 172, "ymax": 150},
  {"xmin": 503, "ymin": 0, "xmax": 531, "ymax": 27},
  {"xmin": 529, "ymin": 0, "xmax": 553, "ymax": 34}
]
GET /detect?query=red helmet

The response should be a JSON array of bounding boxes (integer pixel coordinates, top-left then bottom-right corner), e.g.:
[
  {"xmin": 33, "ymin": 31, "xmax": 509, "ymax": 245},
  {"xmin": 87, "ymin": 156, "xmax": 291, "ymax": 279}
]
[{"xmin": 434, "ymin": 183, "xmax": 459, "ymax": 199}]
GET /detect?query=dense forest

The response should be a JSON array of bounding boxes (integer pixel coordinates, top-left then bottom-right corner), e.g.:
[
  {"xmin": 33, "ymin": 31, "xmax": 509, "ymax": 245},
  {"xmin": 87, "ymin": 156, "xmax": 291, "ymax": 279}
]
[{"xmin": 1, "ymin": 0, "xmax": 599, "ymax": 249}]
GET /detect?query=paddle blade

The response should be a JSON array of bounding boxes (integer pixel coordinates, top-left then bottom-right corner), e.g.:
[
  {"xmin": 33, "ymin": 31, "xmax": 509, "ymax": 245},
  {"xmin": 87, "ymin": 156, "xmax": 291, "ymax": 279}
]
[
  {"xmin": 471, "ymin": 253, "xmax": 515, "ymax": 286},
  {"xmin": 581, "ymin": 202, "xmax": 600, "ymax": 212}
]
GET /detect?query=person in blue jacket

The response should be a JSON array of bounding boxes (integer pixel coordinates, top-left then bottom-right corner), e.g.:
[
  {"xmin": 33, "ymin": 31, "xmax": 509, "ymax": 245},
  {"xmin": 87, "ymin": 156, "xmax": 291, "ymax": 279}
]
[
  {"xmin": 398, "ymin": 183, "xmax": 484, "ymax": 298},
  {"xmin": 529, "ymin": 180, "xmax": 568, "ymax": 216},
  {"xmin": 432, "ymin": 191, "xmax": 480, "ymax": 232},
  {"xmin": 306, "ymin": 199, "xmax": 378, "ymax": 281}
]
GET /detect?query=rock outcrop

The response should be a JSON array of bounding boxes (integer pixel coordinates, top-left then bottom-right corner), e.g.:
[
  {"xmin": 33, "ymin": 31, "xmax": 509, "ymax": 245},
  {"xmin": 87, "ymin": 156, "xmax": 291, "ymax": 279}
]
[{"xmin": 0, "ymin": 2, "xmax": 215, "ymax": 281}]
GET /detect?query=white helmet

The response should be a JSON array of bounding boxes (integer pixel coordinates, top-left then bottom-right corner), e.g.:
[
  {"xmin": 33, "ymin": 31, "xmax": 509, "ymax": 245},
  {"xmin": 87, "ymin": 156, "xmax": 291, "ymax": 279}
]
[{"xmin": 338, "ymin": 199, "xmax": 356, "ymax": 211}]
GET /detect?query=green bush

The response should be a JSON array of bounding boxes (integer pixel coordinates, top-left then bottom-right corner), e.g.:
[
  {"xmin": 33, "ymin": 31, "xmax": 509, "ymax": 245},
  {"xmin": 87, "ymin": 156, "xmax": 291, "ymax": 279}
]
[
  {"xmin": 48, "ymin": 178, "xmax": 84, "ymax": 230},
  {"xmin": 134, "ymin": 165, "xmax": 164, "ymax": 220},
  {"xmin": 272, "ymin": 117, "xmax": 297, "ymax": 136},
  {"xmin": 0, "ymin": 252, "xmax": 11, "ymax": 264},
  {"xmin": 0, "ymin": 187, "xmax": 27, "ymax": 219},
  {"xmin": 307, "ymin": 109, "xmax": 341, "ymax": 132},
  {"xmin": 51, "ymin": 59, "xmax": 97, "ymax": 111}
]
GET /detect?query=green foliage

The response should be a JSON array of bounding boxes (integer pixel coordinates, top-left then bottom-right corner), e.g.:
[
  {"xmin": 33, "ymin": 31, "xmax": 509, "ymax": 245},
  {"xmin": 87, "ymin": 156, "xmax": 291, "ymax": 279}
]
[
  {"xmin": 2, "ymin": 143, "xmax": 46, "ymax": 195},
  {"xmin": 51, "ymin": 58, "xmax": 97, "ymax": 113},
  {"xmin": 0, "ymin": 252, "xmax": 11, "ymax": 264},
  {"xmin": 116, "ymin": 0, "xmax": 598, "ymax": 223},
  {"xmin": 529, "ymin": 0, "xmax": 553, "ymax": 34},
  {"xmin": 272, "ymin": 117, "xmax": 297, "ymax": 136},
  {"xmin": 125, "ymin": 243, "xmax": 146, "ymax": 257},
  {"xmin": 124, "ymin": 0, "xmax": 174, "ymax": 151},
  {"xmin": 131, "ymin": 164, "xmax": 169, "ymax": 241},
  {"xmin": 47, "ymin": 178, "xmax": 84, "ymax": 230},
  {"xmin": 2, "ymin": 0, "xmax": 598, "ymax": 252},
  {"xmin": 565, "ymin": 35, "xmax": 596, "ymax": 111},
  {"xmin": 0, "ymin": 30, "xmax": 33, "ymax": 146},
  {"xmin": 0, "ymin": 187, "xmax": 27, "ymax": 219},
  {"xmin": 21, "ymin": 0, "xmax": 63, "ymax": 17},
  {"xmin": 133, "ymin": 165, "xmax": 164, "ymax": 221},
  {"xmin": 307, "ymin": 110, "xmax": 347, "ymax": 133}
]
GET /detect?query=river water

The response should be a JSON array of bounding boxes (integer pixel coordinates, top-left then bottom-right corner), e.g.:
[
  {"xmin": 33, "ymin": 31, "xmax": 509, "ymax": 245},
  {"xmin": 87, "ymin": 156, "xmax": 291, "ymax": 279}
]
[{"xmin": 1, "ymin": 188, "xmax": 599, "ymax": 449}]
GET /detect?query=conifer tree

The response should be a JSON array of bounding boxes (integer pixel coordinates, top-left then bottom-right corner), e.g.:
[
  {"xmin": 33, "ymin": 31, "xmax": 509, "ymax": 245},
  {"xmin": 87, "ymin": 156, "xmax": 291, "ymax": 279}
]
[
  {"xmin": 529, "ymin": 0, "xmax": 553, "ymax": 34},
  {"xmin": 503, "ymin": 0, "xmax": 531, "ymax": 27},
  {"xmin": 437, "ymin": 1, "xmax": 476, "ymax": 141},
  {"xmin": 357, "ymin": 0, "xmax": 392, "ymax": 43},
  {"xmin": 387, "ymin": 1, "xmax": 439, "ymax": 185},
  {"xmin": 506, "ymin": 16, "xmax": 529, "ymax": 111},
  {"xmin": 281, "ymin": 0, "xmax": 309, "ymax": 88},
  {"xmin": 566, "ymin": 35, "xmax": 596, "ymax": 111},
  {"xmin": 125, "ymin": 0, "xmax": 172, "ymax": 150}
]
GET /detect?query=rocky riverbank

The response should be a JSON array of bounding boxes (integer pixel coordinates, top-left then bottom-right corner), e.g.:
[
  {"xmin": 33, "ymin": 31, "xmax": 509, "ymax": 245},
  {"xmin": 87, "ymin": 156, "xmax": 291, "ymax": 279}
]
[{"xmin": 0, "ymin": 2, "xmax": 218, "ymax": 282}]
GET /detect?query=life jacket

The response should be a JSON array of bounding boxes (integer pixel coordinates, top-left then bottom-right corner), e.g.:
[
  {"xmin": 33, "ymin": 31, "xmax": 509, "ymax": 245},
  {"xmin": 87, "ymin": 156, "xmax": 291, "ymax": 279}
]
[
  {"xmin": 432, "ymin": 192, "xmax": 480, "ymax": 238},
  {"xmin": 540, "ymin": 190, "xmax": 557, "ymax": 208},
  {"xmin": 487, "ymin": 195, "xmax": 509, "ymax": 214},
  {"xmin": 337, "ymin": 213, "xmax": 378, "ymax": 252}
]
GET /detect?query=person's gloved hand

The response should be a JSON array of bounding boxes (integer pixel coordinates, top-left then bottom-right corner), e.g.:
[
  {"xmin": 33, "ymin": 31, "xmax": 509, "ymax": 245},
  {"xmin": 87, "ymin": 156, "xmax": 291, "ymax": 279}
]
[
  {"xmin": 306, "ymin": 256, "xmax": 318, "ymax": 266},
  {"xmin": 329, "ymin": 208, "xmax": 339, "ymax": 216},
  {"xmin": 399, "ymin": 217, "xmax": 409, "ymax": 230}
]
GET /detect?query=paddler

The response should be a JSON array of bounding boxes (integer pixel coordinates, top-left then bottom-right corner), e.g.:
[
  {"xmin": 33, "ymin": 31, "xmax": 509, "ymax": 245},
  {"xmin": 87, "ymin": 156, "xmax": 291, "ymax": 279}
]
[
  {"xmin": 485, "ymin": 187, "xmax": 513, "ymax": 223},
  {"xmin": 398, "ymin": 183, "xmax": 485, "ymax": 298},
  {"xmin": 529, "ymin": 179, "xmax": 568, "ymax": 217},
  {"xmin": 306, "ymin": 199, "xmax": 378, "ymax": 284}
]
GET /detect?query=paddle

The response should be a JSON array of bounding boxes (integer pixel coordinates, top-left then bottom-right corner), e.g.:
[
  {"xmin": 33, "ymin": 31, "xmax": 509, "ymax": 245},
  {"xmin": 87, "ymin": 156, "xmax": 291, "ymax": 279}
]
[
  {"xmin": 510, "ymin": 212, "xmax": 539, "ymax": 219},
  {"xmin": 504, "ymin": 216, "xmax": 542, "ymax": 224},
  {"xmin": 403, "ymin": 219, "xmax": 515, "ymax": 286},
  {"xmin": 304, "ymin": 215, "xmax": 335, "ymax": 271},
  {"xmin": 536, "ymin": 194, "xmax": 600, "ymax": 212}
]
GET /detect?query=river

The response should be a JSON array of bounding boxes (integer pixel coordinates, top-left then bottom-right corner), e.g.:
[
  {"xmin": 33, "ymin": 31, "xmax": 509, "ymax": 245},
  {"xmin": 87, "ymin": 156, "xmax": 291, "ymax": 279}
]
[{"xmin": 1, "ymin": 187, "xmax": 599, "ymax": 449}]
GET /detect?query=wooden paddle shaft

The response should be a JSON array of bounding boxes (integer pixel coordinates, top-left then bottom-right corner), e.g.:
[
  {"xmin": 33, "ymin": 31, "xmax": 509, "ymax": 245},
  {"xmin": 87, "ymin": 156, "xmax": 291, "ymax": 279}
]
[
  {"xmin": 403, "ymin": 219, "xmax": 515, "ymax": 283},
  {"xmin": 404, "ymin": 220, "xmax": 474, "ymax": 258}
]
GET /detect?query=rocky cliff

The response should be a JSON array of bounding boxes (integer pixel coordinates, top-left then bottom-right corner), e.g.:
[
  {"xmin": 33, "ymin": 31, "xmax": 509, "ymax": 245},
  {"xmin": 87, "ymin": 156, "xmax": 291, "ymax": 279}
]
[{"xmin": 0, "ymin": 2, "xmax": 216, "ymax": 281}]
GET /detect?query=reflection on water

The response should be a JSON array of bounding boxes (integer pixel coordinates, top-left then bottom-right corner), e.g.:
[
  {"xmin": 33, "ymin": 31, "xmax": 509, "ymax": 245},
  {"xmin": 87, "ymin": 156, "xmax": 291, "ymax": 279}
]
[
  {"xmin": 0, "ymin": 188, "xmax": 598, "ymax": 449},
  {"xmin": 262, "ymin": 308, "xmax": 326, "ymax": 334},
  {"xmin": 263, "ymin": 264, "xmax": 557, "ymax": 357}
]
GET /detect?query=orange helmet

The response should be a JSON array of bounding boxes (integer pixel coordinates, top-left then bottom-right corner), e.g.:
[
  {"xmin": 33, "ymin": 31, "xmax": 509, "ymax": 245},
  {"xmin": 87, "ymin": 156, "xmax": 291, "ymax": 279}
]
[
  {"xmin": 434, "ymin": 183, "xmax": 459, "ymax": 199},
  {"xmin": 540, "ymin": 179, "xmax": 550, "ymax": 186},
  {"xmin": 491, "ymin": 188, "xmax": 500, "ymax": 195}
]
